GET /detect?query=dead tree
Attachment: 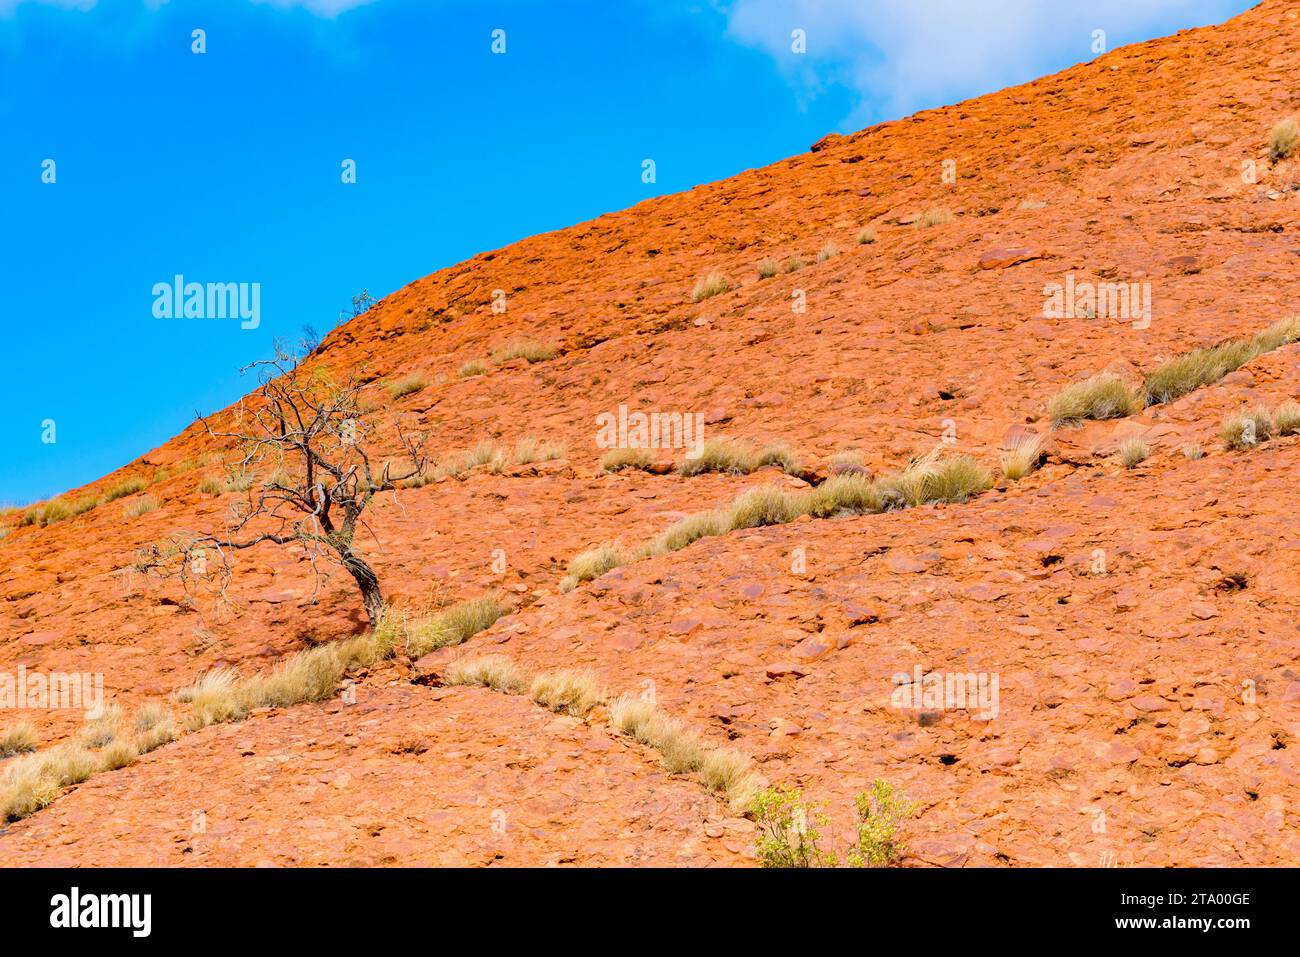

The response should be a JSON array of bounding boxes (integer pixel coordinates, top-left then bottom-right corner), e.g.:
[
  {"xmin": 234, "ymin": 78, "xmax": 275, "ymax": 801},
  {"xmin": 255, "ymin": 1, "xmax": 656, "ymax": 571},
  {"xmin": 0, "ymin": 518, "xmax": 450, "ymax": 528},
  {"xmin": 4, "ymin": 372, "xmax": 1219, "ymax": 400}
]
[{"xmin": 138, "ymin": 343, "xmax": 427, "ymax": 627}]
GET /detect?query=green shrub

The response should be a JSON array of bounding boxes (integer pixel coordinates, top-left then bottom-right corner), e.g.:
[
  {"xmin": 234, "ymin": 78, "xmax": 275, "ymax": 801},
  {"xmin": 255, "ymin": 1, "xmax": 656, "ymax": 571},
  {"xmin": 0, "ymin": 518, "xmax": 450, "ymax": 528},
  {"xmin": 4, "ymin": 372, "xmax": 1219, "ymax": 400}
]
[
  {"xmin": 753, "ymin": 786, "xmax": 837, "ymax": 868},
  {"xmin": 846, "ymin": 779, "xmax": 916, "ymax": 867}
]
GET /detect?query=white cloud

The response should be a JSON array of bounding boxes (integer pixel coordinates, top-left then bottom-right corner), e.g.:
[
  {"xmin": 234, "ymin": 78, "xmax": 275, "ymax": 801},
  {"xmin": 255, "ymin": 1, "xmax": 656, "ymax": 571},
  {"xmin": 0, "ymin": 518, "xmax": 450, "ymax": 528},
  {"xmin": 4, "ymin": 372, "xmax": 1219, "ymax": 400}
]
[{"xmin": 721, "ymin": 0, "xmax": 1248, "ymax": 124}]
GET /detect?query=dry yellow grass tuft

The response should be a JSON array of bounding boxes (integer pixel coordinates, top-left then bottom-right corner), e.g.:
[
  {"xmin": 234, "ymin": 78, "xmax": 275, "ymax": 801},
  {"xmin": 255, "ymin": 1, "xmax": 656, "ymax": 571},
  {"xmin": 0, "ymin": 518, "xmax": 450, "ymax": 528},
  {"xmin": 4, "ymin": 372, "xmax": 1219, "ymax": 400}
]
[
  {"xmin": 0, "ymin": 721, "xmax": 38, "ymax": 756},
  {"xmin": 917, "ymin": 208, "xmax": 953, "ymax": 227},
  {"xmin": 1269, "ymin": 119, "xmax": 1299, "ymax": 162},
  {"xmin": 756, "ymin": 257, "xmax": 778, "ymax": 279},
  {"xmin": 178, "ymin": 668, "xmax": 245, "ymax": 730},
  {"xmin": 1049, "ymin": 373, "xmax": 1141, "ymax": 426},
  {"xmin": 608, "ymin": 694, "xmax": 762, "ymax": 811},
  {"xmin": 404, "ymin": 594, "xmax": 508, "ymax": 658},
  {"xmin": 700, "ymin": 748, "xmax": 764, "ymax": 814},
  {"xmin": 560, "ymin": 543, "xmax": 627, "ymax": 592},
  {"xmin": 445, "ymin": 655, "xmax": 529, "ymax": 694},
  {"xmin": 240, "ymin": 644, "xmax": 348, "ymax": 709},
  {"xmin": 804, "ymin": 473, "xmax": 883, "ymax": 517},
  {"xmin": 600, "ymin": 447, "xmax": 654, "ymax": 472},
  {"xmin": 124, "ymin": 494, "xmax": 160, "ymax": 518},
  {"xmin": 98, "ymin": 739, "xmax": 139, "ymax": 772},
  {"xmin": 513, "ymin": 437, "xmax": 566, "ymax": 464},
  {"xmin": 678, "ymin": 438, "xmax": 758, "ymax": 476},
  {"xmin": 641, "ymin": 510, "xmax": 728, "ymax": 557},
  {"xmin": 1, "ymin": 742, "xmax": 99, "ymax": 821},
  {"xmin": 1142, "ymin": 340, "xmax": 1258, "ymax": 406},
  {"xmin": 530, "ymin": 670, "xmax": 603, "ymax": 717},
  {"xmin": 104, "ymin": 476, "xmax": 147, "ymax": 502},
  {"xmin": 20, "ymin": 499, "xmax": 71, "ymax": 527},
  {"xmin": 755, "ymin": 442, "xmax": 800, "ymax": 474},
  {"xmin": 1220, "ymin": 408, "xmax": 1273, "ymax": 450},
  {"xmin": 383, "ymin": 374, "xmax": 428, "ymax": 399},
  {"xmin": 877, "ymin": 451, "xmax": 993, "ymax": 507},
  {"xmin": 690, "ymin": 270, "xmax": 731, "ymax": 302},
  {"xmin": 857, "ymin": 227, "xmax": 876, "ymax": 245},
  {"xmin": 726, "ymin": 486, "xmax": 799, "ymax": 530},
  {"xmin": 79, "ymin": 704, "xmax": 121, "ymax": 749},
  {"xmin": 135, "ymin": 712, "xmax": 177, "ymax": 754},
  {"xmin": 1000, "ymin": 434, "xmax": 1044, "ymax": 481},
  {"xmin": 1117, "ymin": 437, "xmax": 1150, "ymax": 468},
  {"xmin": 458, "ymin": 359, "xmax": 486, "ymax": 378},
  {"xmin": 1273, "ymin": 400, "xmax": 1300, "ymax": 436},
  {"xmin": 827, "ymin": 449, "xmax": 869, "ymax": 475},
  {"xmin": 492, "ymin": 339, "xmax": 558, "ymax": 364}
]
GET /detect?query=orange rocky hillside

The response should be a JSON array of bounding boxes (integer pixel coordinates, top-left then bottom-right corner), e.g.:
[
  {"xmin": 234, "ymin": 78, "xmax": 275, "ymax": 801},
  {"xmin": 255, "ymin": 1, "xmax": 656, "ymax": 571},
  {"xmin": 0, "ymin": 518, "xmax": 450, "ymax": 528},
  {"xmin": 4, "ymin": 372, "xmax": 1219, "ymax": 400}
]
[{"xmin": 2, "ymin": 0, "xmax": 1300, "ymax": 866}]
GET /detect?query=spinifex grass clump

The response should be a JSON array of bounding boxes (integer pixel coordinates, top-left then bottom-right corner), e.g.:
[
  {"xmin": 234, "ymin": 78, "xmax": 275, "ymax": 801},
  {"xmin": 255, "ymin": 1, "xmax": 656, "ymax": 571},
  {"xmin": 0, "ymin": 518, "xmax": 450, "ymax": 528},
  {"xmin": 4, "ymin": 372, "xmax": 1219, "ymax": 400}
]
[
  {"xmin": 446, "ymin": 655, "xmax": 528, "ymax": 694},
  {"xmin": 1141, "ymin": 339, "xmax": 1258, "ymax": 406},
  {"xmin": 1220, "ymin": 408, "xmax": 1273, "ymax": 450},
  {"xmin": 559, "ymin": 543, "xmax": 627, "ymax": 591},
  {"xmin": 876, "ymin": 451, "xmax": 993, "ymax": 507},
  {"xmin": 492, "ymin": 339, "xmax": 558, "ymax": 364},
  {"xmin": 1048, "ymin": 374, "xmax": 1141, "ymax": 426},
  {"xmin": 1000, "ymin": 434, "xmax": 1044, "ymax": 481},
  {"xmin": 690, "ymin": 271, "xmax": 730, "ymax": 302},
  {"xmin": 530, "ymin": 670, "xmax": 603, "ymax": 716},
  {"xmin": 600, "ymin": 447, "xmax": 654, "ymax": 472},
  {"xmin": 1116, "ymin": 437, "xmax": 1150, "ymax": 468}
]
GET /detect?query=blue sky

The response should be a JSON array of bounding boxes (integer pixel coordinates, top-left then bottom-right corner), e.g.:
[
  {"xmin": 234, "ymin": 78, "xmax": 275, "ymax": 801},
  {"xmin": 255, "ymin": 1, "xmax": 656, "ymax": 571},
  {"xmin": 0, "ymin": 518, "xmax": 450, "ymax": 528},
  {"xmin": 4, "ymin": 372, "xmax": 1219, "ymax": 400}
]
[{"xmin": 0, "ymin": 0, "xmax": 1252, "ymax": 505}]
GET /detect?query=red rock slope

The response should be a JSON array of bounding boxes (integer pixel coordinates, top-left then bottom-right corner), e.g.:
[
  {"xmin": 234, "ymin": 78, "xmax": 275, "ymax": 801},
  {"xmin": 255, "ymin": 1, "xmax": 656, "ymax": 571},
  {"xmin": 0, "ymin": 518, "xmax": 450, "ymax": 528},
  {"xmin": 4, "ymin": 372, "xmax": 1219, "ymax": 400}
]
[{"xmin": 2, "ymin": 0, "xmax": 1299, "ymax": 866}]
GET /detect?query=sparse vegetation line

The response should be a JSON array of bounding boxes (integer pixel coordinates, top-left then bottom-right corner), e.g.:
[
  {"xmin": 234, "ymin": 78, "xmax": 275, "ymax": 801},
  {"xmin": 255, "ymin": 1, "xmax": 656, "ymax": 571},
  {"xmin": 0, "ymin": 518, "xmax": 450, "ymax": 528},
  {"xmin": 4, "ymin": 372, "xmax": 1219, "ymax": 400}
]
[{"xmin": 562, "ymin": 448, "xmax": 993, "ymax": 591}]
